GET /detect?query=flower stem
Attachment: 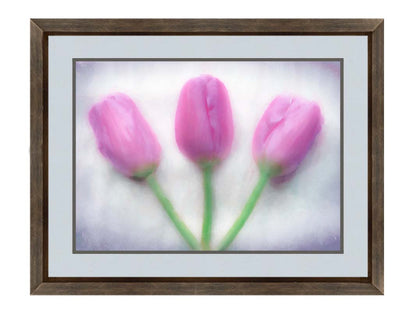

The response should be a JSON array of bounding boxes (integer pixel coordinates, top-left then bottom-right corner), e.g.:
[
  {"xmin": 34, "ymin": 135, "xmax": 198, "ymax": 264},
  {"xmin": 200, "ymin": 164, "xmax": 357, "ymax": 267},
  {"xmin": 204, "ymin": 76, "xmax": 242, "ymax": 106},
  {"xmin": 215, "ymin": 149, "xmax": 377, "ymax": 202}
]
[
  {"xmin": 217, "ymin": 169, "xmax": 271, "ymax": 250},
  {"xmin": 201, "ymin": 164, "xmax": 213, "ymax": 250},
  {"xmin": 146, "ymin": 174, "xmax": 200, "ymax": 250}
]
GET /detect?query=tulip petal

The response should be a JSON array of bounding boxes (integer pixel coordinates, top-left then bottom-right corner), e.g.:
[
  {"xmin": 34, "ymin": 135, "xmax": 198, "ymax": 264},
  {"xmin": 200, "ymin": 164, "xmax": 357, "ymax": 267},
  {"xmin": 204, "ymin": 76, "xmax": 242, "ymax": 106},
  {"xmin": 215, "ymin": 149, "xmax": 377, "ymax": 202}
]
[
  {"xmin": 175, "ymin": 75, "xmax": 234, "ymax": 164},
  {"xmin": 88, "ymin": 93, "xmax": 161, "ymax": 177},
  {"xmin": 253, "ymin": 95, "xmax": 323, "ymax": 182}
]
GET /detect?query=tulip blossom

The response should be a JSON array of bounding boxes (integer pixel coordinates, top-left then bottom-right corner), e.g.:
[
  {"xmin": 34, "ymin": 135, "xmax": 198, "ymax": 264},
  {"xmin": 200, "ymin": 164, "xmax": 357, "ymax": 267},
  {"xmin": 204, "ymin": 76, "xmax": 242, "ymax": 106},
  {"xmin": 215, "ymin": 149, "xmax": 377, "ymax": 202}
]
[
  {"xmin": 218, "ymin": 95, "xmax": 323, "ymax": 250},
  {"xmin": 252, "ymin": 94, "xmax": 323, "ymax": 182},
  {"xmin": 175, "ymin": 75, "xmax": 234, "ymax": 250},
  {"xmin": 175, "ymin": 74, "xmax": 234, "ymax": 165},
  {"xmin": 88, "ymin": 93, "xmax": 161, "ymax": 179},
  {"xmin": 89, "ymin": 93, "xmax": 199, "ymax": 249}
]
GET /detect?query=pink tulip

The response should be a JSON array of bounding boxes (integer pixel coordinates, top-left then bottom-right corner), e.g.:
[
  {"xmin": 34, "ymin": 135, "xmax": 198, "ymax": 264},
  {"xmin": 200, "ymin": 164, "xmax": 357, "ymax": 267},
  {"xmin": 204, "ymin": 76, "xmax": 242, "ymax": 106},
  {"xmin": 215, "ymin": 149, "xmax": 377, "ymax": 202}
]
[
  {"xmin": 252, "ymin": 95, "xmax": 323, "ymax": 183},
  {"xmin": 175, "ymin": 75, "xmax": 234, "ymax": 165},
  {"xmin": 88, "ymin": 93, "xmax": 161, "ymax": 178}
]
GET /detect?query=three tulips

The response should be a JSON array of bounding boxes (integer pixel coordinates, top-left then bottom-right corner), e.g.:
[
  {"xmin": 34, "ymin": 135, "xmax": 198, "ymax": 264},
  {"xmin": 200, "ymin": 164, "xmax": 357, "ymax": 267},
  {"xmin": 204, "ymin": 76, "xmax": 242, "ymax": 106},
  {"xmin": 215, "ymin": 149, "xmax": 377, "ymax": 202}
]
[{"xmin": 88, "ymin": 75, "xmax": 323, "ymax": 250}]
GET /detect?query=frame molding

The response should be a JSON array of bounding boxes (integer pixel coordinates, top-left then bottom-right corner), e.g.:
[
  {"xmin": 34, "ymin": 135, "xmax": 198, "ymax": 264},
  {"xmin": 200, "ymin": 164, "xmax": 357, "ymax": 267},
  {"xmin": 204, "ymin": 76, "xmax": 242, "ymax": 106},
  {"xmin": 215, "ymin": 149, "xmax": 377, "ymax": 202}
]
[{"xmin": 30, "ymin": 18, "xmax": 384, "ymax": 295}]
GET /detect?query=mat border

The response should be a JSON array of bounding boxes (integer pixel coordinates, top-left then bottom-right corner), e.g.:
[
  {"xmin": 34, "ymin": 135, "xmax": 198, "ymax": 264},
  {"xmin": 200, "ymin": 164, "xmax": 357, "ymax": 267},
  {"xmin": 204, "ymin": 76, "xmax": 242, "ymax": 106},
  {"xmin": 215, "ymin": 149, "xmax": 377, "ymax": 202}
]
[{"xmin": 30, "ymin": 19, "xmax": 383, "ymax": 295}]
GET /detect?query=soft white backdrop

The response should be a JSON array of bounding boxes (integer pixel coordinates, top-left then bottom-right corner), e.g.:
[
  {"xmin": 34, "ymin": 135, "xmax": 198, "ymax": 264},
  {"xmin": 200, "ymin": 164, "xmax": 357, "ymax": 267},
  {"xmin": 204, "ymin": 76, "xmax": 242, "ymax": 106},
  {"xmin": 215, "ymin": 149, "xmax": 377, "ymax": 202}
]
[
  {"xmin": 0, "ymin": 0, "xmax": 414, "ymax": 309},
  {"xmin": 76, "ymin": 61, "xmax": 340, "ymax": 251}
]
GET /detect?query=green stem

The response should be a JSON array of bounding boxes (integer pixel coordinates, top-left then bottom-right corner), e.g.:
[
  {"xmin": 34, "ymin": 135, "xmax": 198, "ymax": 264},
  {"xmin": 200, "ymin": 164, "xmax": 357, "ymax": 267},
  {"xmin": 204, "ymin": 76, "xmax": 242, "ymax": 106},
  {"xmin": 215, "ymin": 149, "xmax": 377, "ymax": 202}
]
[
  {"xmin": 217, "ymin": 169, "xmax": 271, "ymax": 250},
  {"xmin": 146, "ymin": 174, "xmax": 200, "ymax": 250},
  {"xmin": 201, "ymin": 164, "xmax": 213, "ymax": 250}
]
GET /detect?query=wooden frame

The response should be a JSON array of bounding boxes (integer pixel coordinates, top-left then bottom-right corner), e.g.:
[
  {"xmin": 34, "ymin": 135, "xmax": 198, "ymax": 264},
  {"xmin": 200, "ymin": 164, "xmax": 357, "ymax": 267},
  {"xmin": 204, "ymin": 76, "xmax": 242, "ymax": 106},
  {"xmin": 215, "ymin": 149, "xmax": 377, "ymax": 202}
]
[{"xmin": 30, "ymin": 19, "xmax": 384, "ymax": 295}]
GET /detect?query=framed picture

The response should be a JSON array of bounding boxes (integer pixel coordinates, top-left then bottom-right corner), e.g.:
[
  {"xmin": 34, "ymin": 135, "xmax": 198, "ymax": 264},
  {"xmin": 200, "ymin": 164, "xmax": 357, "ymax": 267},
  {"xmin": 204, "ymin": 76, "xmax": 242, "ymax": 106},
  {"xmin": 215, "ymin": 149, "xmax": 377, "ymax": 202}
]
[{"xmin": 30, "ymin": 19, "xmax": 384, "ymax": 295}]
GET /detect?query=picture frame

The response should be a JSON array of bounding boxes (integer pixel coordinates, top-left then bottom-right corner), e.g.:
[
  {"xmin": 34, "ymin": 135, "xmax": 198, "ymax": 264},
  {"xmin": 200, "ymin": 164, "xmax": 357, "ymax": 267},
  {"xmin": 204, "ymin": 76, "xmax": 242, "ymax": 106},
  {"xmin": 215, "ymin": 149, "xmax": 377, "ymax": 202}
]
[{"xmin": 30, "ymin": 18, "xmax": 384, "ymax": 295}]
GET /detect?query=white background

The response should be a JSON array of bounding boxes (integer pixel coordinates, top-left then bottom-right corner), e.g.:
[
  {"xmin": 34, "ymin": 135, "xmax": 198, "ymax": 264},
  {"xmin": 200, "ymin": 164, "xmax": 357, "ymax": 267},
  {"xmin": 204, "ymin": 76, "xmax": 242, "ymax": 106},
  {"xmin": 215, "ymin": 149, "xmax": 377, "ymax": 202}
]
[
  {"xmin": 0, "ymin": 0, "xmax": 413, "ymax": 310},
  {"xmin": 74, "ymin": 60, "xmax": 342, "ymax": 253}
]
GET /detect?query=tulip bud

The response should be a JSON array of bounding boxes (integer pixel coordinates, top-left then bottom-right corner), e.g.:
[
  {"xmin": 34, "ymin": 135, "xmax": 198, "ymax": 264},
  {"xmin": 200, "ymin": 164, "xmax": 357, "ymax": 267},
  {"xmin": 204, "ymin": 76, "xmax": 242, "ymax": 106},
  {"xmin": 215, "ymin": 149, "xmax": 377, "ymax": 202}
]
[
  {"xmin": 88, "ymin": 93, "xmax": 161, "ymax": 178},
  {"xmin": 252, "ymin": 95, "xmax": 323, "ymax": 182},
  {"xmin": 175, "ymin": 75, "xmax": 234, "ymax": 165}
]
